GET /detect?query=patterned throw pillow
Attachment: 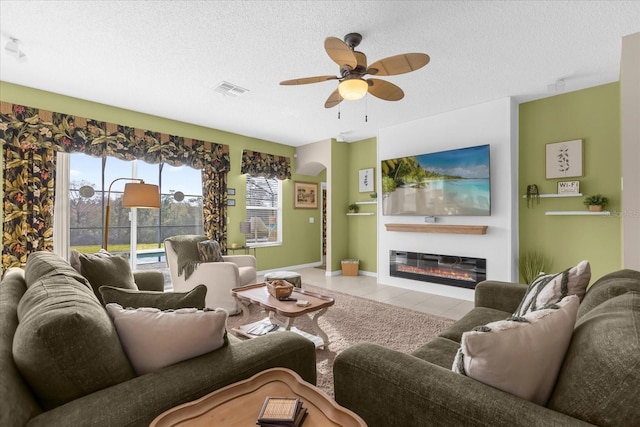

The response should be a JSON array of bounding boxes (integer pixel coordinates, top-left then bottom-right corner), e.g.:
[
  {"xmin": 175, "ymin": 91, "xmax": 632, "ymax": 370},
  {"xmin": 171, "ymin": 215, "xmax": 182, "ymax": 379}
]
[
  {"xmin": 197, "ymin": 240, "xmax": 224, "ymax": 263},
  {"xmin": 105, "ymin": 304, "xmax": 228, "ymax": 375},
  {"xmin": 513, "ymin": 260, "xmax": 590, "ymax": 317},
  {"xmin": 452, "ymin": 295, "xmax": 579, "ymax": 405}
]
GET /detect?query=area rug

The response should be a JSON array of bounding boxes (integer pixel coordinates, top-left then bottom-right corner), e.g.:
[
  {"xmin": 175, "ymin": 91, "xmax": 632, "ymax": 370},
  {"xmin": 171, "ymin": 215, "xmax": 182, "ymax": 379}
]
[{"xmin": 227, "ymin": 284, "xmax": 456, "ymax": 397}]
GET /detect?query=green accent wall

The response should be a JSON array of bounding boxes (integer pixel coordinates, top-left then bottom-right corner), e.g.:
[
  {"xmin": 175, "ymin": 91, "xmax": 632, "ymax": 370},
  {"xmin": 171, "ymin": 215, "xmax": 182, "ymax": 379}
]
[
  {"xmin": 330, "ymin": 140, "xmax": 350, "ymax": 271},
  {"xmin": 347, "ymin": 137, "xmax": 378, "ymax": 273},
  {"xmin": 519, "ymin": 83, "xmax": 622, "ymax": 283},
  {"xmin": 0, "ymin": 81, "xmax": 323, "ymax": 271}
]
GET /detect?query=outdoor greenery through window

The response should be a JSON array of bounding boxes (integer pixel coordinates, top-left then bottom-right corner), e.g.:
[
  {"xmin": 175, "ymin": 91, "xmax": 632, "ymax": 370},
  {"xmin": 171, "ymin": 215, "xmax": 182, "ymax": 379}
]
[
  {"xmin": 69, "ymin": 153, "xmax": 203, "ymax": 258},
  {"xmin": 245, "ymin": 175, "xmax": 281, "ymax": 246}
]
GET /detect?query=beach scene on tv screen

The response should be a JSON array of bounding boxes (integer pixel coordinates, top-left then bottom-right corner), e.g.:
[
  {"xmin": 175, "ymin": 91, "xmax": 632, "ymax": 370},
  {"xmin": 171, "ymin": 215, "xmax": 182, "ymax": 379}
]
[{"xmin": 381, "ymin": 144, "xmax": 491, "ymax": 216}]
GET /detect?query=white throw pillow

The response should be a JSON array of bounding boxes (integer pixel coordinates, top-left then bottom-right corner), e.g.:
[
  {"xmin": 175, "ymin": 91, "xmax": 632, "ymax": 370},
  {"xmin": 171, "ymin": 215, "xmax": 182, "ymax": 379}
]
[
  {"xmin": 452, "ymin": 295, "xmax": 579, "ymax": 405},
  {"xmin": 105, "ymin": 304, "xmax": 228, "ymax": 375},
  {"xmin": 514, "ymin": 260, "xmax": 590, "ymax": 316}
]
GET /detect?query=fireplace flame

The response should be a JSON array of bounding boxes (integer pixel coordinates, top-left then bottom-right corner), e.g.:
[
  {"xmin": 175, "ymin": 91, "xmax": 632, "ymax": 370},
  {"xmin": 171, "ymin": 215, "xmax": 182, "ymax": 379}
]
[{"xmin": 396, "ymin": 265, "xmax": 475, "ymax": 282}]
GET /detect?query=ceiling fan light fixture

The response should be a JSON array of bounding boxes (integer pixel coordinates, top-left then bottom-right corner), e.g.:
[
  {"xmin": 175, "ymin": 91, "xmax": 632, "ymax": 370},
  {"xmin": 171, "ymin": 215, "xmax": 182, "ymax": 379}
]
[{"xmin": 338, "ymin": 78, "xmax": 368, "ymax": 100}]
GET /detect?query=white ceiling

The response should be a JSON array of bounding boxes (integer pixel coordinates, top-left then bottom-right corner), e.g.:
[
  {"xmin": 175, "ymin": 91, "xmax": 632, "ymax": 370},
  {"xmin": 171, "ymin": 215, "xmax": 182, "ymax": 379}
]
[{"xmin": 1, "ymin": 1, "xmax": 638, "ymax": 147}]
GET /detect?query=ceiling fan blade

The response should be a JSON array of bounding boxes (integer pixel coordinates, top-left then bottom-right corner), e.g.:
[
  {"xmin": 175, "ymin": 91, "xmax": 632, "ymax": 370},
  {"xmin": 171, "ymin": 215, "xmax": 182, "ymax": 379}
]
[
  {"xmin": 367, "ymin": 78, "xmax": 404, "ymax": 101},
  {"xmin": 325, "ymin": 37, "xmax": 357, "ymax": 69},
  {"xmin": 280, "ymin": 75, "xmax": 338, "ymax": 85},
  {"xmin": 367, "ymin": 53, "xmax": 430, "ymax": 76},
  {"xmin": 324, "ymin": 88, "xmax": 343, "ymax": 108}
]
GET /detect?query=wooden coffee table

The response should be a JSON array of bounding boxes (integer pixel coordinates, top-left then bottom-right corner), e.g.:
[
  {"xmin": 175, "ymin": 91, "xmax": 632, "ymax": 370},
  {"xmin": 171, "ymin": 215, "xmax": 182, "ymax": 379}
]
[
  {"xmin": 150, "ymin": 368, "xmax": 367, "ymax": 426},
  {"xmin": 230, "ymin": 283, "xmax": 335, "ymax": 348}
]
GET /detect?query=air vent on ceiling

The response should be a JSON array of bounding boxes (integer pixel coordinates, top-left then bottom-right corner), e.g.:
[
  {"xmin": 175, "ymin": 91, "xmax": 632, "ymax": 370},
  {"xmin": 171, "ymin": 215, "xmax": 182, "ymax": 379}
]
[{"xmin": 213, "ymin": 81, "xmax": 249, "ymax": 97}]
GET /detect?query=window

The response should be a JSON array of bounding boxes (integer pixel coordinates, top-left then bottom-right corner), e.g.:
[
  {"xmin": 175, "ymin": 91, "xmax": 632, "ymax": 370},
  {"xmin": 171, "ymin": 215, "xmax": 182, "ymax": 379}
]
[
  {"xmin": 66, "ymin": 153, "xmax": 203, "ymax": 256},
  {"xmin": 245, "ymin": 175, "xmax": 282, "ymax": 245},
  {"xmin": 157, "ymin": 164, "xmax": 204, "ymax": 242}
]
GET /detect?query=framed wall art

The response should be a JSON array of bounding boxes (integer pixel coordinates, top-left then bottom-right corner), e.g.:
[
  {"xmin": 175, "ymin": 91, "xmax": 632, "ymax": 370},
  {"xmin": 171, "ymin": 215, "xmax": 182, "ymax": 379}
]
[
  {"xmin": 546, "ymin": 139, "xmax": 583, "ymax": 179},
  {"xmin": 359, "ymin": 168, "xmax": 374, "ymax": 193},
  {"xmin": 294, "ymin": 181, "xmax": 318, "ymax": 209}
]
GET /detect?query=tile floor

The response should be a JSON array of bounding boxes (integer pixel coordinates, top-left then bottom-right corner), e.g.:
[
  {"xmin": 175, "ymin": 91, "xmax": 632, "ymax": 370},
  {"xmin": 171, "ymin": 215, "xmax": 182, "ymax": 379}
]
[
  {"xmin": 144, "ymin": 261, "xmax": 476, "ymax": 321},
  {"xmin": 259, "ymin": 267, "xmax": 475, "ymax": 321}
]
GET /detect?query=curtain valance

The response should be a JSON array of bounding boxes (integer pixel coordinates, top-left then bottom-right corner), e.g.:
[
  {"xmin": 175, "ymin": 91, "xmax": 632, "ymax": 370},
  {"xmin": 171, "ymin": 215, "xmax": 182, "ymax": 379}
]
[
  {"xmin": 240, "ymin": 149, "xmax": 291, "ymax": 180},
  {"xmin": 0, "ymin": 103, "xmax": 230, "ymax": 172}
]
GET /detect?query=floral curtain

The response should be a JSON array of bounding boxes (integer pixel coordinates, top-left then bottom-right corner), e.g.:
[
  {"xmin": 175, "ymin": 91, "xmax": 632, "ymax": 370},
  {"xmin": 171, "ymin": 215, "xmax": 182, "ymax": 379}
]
[
  {"xmin": 201, "ymin": 166, "xmax": 227, "ymax": 250},
  {"xmin": 241, "ymin": 149, "xmax": 291, "ymax": 180},
  {"xmin": 1, "ymin": 102, "xmax": 230, "ymax": 270},
  {"xmin": 2, "ymin": 143, "xmax": 56, "ymax": 267}
]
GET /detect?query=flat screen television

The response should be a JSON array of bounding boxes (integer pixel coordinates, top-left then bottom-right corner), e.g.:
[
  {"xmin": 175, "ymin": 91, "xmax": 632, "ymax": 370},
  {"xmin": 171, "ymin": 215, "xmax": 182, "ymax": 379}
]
[{"xmin": 381, "ymin": 144, "xmax": 491, "ymax": 216}]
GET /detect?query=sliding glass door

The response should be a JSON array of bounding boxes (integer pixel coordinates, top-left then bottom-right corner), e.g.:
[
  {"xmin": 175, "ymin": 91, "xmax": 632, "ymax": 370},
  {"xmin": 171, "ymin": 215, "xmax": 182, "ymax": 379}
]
[{"xmin": 62, "ymin": 153, "xmax": 203, "ymax": 268}]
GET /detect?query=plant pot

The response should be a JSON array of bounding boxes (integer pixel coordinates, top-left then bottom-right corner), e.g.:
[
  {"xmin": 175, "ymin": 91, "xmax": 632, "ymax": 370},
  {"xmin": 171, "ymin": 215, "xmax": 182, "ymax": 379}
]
[{"xmin": 588, "ymin": 205, "xmax": 603, "ymax": 212}]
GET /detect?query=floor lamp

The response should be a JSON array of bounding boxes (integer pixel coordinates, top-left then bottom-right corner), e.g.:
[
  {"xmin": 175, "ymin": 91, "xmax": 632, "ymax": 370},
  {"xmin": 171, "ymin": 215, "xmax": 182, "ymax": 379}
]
[{"xmin": 103, "ymin": 178, "xmax": 161, "ymax": 251}]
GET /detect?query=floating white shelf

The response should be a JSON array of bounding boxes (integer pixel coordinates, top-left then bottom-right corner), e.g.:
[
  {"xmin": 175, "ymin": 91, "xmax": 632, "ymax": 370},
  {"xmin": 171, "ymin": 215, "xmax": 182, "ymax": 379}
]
[
  {"xmin": 355, "ymin": 201, "xmax": 377, "ymax": 205},
  {"xmin": 545, "ymin": 211, "xmax": 611, "ymax": 216},
  {"xmin": 347, "ymin": 212, "xmax": 375, "ymax": 216},
  {"xmin": 522, "ymin": 193, "xmax": 583, "ymax": 199}
]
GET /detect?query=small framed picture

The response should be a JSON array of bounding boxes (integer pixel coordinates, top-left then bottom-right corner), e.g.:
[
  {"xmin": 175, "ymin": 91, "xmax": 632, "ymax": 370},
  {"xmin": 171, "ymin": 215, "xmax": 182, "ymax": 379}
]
[
  {"xmin": 546, "ymin": 139, "xmax": 583, "ymax": 179},
  {"xmin": 557, "ymin": 180, "xmax": 580, "ymax": 194},
  {"xmin": 227, "ymin": 199, "xmax": 236, "ymax": 206},
  {"xmin": 227, "ymin": 188, "xmax": 236, "ymax": 196},
  {"xmin": 359, "ymin": 168, "xmax": 374, "ymax": 193},
  {"xmin": 294, "ymin": 181, "xmax": 318, "ymax": 209}
]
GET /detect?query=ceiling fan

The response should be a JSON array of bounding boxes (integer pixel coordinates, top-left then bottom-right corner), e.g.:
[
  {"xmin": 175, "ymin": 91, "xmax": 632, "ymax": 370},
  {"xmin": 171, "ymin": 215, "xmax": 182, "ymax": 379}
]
[{"xmin": 280, "ymin": 32, "xmax": 430, "ymax": 108}]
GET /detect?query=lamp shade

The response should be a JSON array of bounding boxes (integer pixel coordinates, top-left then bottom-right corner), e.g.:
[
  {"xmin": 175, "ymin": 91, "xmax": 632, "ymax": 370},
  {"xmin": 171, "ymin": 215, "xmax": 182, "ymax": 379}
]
[
  {"xmin": 122, "ymin": 183, "xmax": 161, "ymax": 208},
  {"xmin": 239, "ymin": 221, "xmax": 251, "ymax": 234},
  {"xmin": 249, "ymin": 216, "xmax": 268, "ymax": 232},
  {"xmin": 338, "ymin": 78, "xmax": 368, "ymax": 100}
]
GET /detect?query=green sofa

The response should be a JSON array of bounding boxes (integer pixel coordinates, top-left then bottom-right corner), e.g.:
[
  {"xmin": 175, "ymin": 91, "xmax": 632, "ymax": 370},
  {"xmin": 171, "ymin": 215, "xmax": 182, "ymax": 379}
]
[
  {"xmin": 1, "ymin": 252, "xmax": 316, "ymax": 427},
  {"xmin": 334, "ymin": 269, "xmax": 640, "ymax": 427}
]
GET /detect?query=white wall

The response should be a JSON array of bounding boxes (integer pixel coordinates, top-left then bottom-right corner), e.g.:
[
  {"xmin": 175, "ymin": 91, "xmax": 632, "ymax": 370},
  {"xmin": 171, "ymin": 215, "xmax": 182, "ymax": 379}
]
[
  {"xmin": 621, "ymin": 32, "xmax": 640, "ymax": 269},
  {"xmin": 377, "ymin": 97, "xmax": 518, "ymax": 301}
]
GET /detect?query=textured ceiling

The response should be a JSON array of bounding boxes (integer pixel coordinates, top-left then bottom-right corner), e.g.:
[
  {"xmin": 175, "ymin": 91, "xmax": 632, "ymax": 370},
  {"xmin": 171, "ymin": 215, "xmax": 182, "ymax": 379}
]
[{"xmin": 1, "ymin": 1, "xmax": 638, "ymax": 147}]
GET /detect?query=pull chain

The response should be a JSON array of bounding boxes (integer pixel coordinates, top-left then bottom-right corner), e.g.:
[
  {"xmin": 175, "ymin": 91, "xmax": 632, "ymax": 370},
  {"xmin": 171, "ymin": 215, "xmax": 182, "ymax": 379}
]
[
  {"xmin": 364, "ymin": 95, "xmax": 368, "ymax": 122},
  {"xmin": 338, "ymin": 104, "xmax": 341, "ymax": 120}
]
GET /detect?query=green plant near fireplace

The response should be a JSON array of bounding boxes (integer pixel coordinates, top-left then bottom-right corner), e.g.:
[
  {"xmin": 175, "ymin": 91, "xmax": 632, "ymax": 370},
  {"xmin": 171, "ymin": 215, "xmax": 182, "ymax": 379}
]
[{"xmin": 519, "ymin": 250, "xmax": 550, "ymax": 284}]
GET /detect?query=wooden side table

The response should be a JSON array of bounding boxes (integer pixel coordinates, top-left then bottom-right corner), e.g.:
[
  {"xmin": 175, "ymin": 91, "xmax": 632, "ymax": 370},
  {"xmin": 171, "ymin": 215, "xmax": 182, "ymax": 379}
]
[
  {"xmin": 150, "ymin": 368, "xmax": 367, "ymax": 426},
  {"xmin": 227, "ymin": 245, "xmax": 257, "ymax": 257}
]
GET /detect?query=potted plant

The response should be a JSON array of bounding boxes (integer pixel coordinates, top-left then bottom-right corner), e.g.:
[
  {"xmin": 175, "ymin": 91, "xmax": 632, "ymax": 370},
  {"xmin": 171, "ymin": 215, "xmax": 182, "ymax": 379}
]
[
  {"xmin": 348, "ymin": 203, "xmax": 359, "ymax": 213},
  {"xmin": 583, "ymin": 194, "xmax": 608, "ymax": 212},
  {"xmin": 525, "ymin": 184, "xmax": 540, "ymax": 208},
  {"xmin": 518, "ymin": 250, "xmax": 550, "ymax": 284}
]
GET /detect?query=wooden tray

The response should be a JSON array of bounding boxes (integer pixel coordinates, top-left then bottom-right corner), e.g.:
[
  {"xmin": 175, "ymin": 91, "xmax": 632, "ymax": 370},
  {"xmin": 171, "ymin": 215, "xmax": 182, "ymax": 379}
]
[{"xmin": 150, "ymin": 368, "xmax": 367, "ymax": 426}]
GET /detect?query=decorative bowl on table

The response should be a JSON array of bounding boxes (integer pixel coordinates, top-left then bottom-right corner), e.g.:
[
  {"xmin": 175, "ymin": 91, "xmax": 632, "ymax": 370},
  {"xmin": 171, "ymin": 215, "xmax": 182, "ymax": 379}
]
[{"xmin": 266, "ymin": 280, "xmax": 294, "ymax": 299}]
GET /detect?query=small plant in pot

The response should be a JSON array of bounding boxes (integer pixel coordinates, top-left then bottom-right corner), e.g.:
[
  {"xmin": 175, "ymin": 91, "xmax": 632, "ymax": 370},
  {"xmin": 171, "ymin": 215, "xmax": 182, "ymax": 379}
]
[
  {"xmin": 584, "ymin": 194, "xmax": 608, "ymax": 212},
  {"xmin": 348, "ymin": 203, "xmax": 359, "ymax": 213}
]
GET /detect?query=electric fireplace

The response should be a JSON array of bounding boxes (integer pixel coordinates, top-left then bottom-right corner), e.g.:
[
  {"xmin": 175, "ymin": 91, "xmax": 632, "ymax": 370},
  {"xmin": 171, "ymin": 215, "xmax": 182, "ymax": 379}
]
[{"xmin": 390, "ymin": 251, "xmax": 486, "ymax": 289}]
